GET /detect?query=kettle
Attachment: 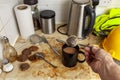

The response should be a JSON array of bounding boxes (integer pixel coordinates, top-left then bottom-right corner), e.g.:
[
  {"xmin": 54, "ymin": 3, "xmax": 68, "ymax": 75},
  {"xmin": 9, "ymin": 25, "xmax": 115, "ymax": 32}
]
[{"xmin": 67, "ymin": 0, "xmax": 96, "ymax": 39}]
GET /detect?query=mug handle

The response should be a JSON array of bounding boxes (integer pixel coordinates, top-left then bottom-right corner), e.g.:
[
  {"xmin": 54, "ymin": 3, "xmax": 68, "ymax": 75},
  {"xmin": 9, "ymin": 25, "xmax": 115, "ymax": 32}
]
[{"xmin": 77, "ymin": 51, "xmax": 86, "ymax": 63}]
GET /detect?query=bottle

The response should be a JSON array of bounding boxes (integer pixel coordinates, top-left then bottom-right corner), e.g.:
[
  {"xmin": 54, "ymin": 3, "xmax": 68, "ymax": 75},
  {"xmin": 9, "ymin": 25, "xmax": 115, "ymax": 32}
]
[
  {"xmin": 2, "ymin": 36, "xmax": 18, "ymax": 62},
  {"xmin": 24, "ymin": 0, "xmax": 40, "ymax": 31},
  {"xmin": 0, "ymin": 59, "xmax": 2, "ymax": 74}
]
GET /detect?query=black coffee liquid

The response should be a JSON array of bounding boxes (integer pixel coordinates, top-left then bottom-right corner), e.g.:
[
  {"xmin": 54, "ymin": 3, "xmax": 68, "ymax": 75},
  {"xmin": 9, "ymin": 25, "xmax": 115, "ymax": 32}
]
[{"xmin": 63, "ymin": 47, "xmax": 76, "ymax": 54}]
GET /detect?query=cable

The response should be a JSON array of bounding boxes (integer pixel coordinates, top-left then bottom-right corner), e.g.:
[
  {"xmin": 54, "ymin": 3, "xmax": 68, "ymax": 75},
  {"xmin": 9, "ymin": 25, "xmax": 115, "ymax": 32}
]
[{"xmin": 57, "ymin": 24, "xmax": 67, "ymax": 35}]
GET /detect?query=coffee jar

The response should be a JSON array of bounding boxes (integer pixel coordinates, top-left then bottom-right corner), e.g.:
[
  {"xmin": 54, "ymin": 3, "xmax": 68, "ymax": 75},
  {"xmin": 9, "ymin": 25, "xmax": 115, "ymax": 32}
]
[
  {"xmin": 40, "ymin": 10, "xmax": 55, "ymax": 34},
  {"xmin": 24, "ymin": 0, "xmax": 40, "ymax": 30}
]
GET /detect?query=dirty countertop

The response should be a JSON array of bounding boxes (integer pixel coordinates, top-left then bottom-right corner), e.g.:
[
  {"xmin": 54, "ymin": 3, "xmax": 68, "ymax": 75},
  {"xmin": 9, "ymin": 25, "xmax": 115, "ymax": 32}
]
[{"xmin": 0, "ymin": 25, "xmax": 103, "ymax": 80}]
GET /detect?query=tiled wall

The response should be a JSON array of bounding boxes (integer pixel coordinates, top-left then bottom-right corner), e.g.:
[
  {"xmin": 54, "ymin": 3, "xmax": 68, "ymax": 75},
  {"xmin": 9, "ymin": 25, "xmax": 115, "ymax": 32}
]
[
  {"xmin": 96, "ymin": 0, "xmax": 120, "ymax": 16},
  {"xmin": 0, "ymin": 0, "xmax": 19, "ymax": 59},
  {"xmin": 18, "ymin": 0, "xmax": 120, "ymax": 23},
  {"xmin": 38, "ymin": 0, "xmax": 71, "ymax": 24},
  {"xmin": 18, "ymin": 0, "xmax": 71, "ymax": 24}
]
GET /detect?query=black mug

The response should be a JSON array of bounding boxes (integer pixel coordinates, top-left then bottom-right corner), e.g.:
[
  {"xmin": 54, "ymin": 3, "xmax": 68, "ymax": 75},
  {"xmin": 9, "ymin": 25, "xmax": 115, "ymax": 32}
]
[{"xmin": 62, "ymin": 44, "xmax": 85, "ymax": 67}]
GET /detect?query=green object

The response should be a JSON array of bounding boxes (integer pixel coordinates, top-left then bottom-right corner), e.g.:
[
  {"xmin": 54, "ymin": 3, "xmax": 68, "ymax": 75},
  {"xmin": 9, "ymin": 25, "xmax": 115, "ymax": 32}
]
[{"xmin": 93, "ymin": 8, "xmax": 120, "ymax": 36}]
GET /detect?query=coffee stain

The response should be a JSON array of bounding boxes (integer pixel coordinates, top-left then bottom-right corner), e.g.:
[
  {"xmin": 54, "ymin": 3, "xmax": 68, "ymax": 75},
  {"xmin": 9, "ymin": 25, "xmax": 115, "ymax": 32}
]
[{"xmin": 2, "ymin": 36, "xmax": 100, "ymax": 79}]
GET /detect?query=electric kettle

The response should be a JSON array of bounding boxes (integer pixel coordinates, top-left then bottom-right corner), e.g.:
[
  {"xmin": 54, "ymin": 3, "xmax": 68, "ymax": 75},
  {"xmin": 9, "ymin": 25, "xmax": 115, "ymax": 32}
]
[{"xmin": 67, "ymin": 0, "xmax": 96, "ymax": 39}]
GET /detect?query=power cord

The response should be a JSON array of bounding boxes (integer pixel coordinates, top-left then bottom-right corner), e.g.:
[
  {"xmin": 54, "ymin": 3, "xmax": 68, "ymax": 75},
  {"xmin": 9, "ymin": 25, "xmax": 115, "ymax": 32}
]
[{"xmin": 57, "ymin": 24, "xmax": 67, "ymax": 35}]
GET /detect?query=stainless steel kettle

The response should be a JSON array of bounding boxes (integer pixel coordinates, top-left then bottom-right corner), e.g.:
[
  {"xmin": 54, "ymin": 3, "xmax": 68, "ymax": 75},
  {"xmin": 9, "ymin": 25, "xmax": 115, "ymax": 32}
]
[{"xmin": 67, "ymin": 0, "xmax": 95, "ymax": 39}]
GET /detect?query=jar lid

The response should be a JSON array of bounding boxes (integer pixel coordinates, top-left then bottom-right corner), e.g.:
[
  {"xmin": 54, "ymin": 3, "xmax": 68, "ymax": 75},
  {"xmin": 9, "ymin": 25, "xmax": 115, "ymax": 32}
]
[
  {"xmin": 2, "ymin": 36, "xmax": 9, "ymax": 43},
  {"xmin": 24, "ymin": 0, "xmax": 38, "ymax": 5},
  {"xmin": 40, "ymin": 10, "xmax": 55, "ymax": 19},
  {"xmin": 3, "ymin": 63, "xmax": 13, "ymax": 72},
  {"xmin": 73, "ymin": 0, "xmax": 90, "ymax": 4}
]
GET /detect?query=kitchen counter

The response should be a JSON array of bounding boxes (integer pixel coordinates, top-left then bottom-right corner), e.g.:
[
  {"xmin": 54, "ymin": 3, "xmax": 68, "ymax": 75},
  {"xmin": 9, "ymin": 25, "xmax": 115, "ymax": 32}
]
[{"xmin": 0, "ymin": 25, "xmax": 103, "ymax": 80}]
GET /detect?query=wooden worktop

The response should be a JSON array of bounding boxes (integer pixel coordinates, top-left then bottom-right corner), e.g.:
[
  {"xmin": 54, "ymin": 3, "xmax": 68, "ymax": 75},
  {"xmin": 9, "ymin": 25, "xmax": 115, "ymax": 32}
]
[{"xmin": 0, "ymin": 25, "xmax": 103, "ymax": 80}]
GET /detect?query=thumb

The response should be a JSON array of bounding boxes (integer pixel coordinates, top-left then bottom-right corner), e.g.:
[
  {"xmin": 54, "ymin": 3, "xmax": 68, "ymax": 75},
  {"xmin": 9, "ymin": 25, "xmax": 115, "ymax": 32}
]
[{"xmin": 92, "ymin": 46, "xmax": 101, "ymax": 54}]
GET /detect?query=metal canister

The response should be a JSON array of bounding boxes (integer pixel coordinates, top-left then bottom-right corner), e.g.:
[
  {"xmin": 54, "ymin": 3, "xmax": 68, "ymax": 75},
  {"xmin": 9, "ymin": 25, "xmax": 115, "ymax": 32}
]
[{"xmin": 40, "ymin": 10, "xmax": 55, "ymax": 34}]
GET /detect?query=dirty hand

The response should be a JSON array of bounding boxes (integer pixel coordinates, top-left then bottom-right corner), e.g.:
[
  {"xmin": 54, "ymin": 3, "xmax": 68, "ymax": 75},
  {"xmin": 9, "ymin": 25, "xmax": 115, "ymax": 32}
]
[
  {"xmin": 84, "ymin": 45, "xmax": 114, "ymax": 73},
  {"xmin": 84, "ymin": 45, "xmax": 120, "ymax": 80}
]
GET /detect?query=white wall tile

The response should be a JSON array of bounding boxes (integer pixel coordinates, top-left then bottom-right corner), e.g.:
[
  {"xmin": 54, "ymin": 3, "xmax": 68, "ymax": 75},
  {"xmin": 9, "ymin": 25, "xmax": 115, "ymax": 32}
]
[
  {"xmin": 18, "ymin": 0, "xmax": 23, "ymax": 4},
  {"xmin": 0, "ymin": 18, "xmax": 3, "ymax": 31},
  {"xmin": 0, "ymin": 0, "xmax": 19, "ymax": 60},
  {"xmin": 0, "ymin": 4, "xmax": 11, "ymax": 26},
  {"xmin": 38, "ymin": 0, "xmax": 71, "ymax": 24},
  {"xmin": 4, "ymin": 16, "xmax": 19, "ymax": 45},
  {"xmin": 95, "ymin": 0, "xmax": 120, "ymax": 16},
  {"xmin": 0, "ymin": 0, "xmax": 19, "ymax": 45},
  {"xmin": 0, "ymin": 0, "xmax": 18, "ymax": 25},
  {"xmin": 112, "ymin": 0, "xmax": 120, "ymax": 6}
]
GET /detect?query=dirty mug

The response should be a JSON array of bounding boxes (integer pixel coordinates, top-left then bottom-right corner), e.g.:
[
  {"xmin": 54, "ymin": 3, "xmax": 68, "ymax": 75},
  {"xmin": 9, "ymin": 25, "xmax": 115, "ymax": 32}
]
[{"xmin": 62, "ymin": 44, "xmax": 85, "ymax": 67}]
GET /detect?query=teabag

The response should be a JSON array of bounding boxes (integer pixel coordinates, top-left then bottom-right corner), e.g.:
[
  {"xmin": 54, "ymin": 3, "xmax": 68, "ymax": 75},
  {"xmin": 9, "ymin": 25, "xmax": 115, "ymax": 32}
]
[{"xmin": 66, "ymin": 35, "xmax": 78, "ymax": 47}]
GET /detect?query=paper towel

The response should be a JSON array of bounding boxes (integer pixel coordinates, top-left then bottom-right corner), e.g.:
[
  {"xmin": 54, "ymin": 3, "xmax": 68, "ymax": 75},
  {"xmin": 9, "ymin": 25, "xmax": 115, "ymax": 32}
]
[{"xmin": 14, "ymin": 4, "xmax": 35, "ymax": 39}]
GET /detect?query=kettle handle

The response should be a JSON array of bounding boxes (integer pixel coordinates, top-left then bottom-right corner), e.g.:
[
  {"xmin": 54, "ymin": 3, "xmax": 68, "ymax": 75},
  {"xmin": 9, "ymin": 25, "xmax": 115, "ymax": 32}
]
[{"xmin": 83, "ymin": 5, "xmax": 95, "ymax": 37}]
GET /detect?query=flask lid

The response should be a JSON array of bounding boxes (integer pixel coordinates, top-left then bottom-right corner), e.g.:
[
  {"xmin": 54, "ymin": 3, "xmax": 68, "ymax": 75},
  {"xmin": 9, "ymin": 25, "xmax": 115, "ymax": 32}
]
[
  {"xmin": 40, "ymin": 10, "xmax": 55, "ymax": 19},
  {"xmin": 2, "ymin": 36, "xmax": 9, "ymax": 43},
  {"xmin": 24, "ymin": 0, "xmax": 38, "ymax": 5},
  {"xmin": 73, "ymin": 0, "xmax": 90, "ymax": 4}
]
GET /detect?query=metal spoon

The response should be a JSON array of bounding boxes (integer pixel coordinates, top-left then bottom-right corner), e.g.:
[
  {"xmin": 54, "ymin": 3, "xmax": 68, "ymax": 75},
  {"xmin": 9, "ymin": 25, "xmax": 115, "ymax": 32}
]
[
  {"xmin": 35, "ymin": 52, "xmax": 57, "ymax": 68},
  {"xmin": 56, "ymin": 37, "xmax": 77, "ymax": 47},
  {"xmin": 66, "ymin": 36, "xmax": 77, "ymax": 47},
  {"xmin": 41, "ymin": 36, "xmax": 61, "ymax": 56},
  {"xmin": 56, "ymin": 39, "xmax": 66, "ymax": 44}
]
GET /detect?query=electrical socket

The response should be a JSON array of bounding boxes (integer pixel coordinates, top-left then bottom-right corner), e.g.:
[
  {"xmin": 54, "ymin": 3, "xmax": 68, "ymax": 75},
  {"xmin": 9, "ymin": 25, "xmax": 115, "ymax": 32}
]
[{"xmin": 99, "ymin": 0, "xmax": 112, "ymax": 6}]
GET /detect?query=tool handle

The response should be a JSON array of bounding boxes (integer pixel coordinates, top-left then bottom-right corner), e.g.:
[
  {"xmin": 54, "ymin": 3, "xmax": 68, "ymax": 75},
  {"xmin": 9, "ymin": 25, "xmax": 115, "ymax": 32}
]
[
  {"xmin": 48, "ymin": 43, "xmax": 61, "ymax": 56},
  {"xmin": 43, "ymin": 58, "xmax": 57, "ymax": 68},
  {"xmin": 79, "ymin": 44, "xmax": 99, "ymax": 60}
]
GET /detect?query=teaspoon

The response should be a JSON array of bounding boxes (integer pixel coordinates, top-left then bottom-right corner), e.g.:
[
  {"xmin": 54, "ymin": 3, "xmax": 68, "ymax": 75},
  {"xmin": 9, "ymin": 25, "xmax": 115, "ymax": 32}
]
[{"xmin": 35, "ymin": 52, "xmax": 57, "ymax": 68}]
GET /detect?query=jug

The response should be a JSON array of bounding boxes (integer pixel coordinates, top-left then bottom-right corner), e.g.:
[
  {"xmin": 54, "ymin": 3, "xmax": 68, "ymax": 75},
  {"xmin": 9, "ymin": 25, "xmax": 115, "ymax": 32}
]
[{"xmin": 67, "ymin": 0, "xmax": 96, "ymax": 39}]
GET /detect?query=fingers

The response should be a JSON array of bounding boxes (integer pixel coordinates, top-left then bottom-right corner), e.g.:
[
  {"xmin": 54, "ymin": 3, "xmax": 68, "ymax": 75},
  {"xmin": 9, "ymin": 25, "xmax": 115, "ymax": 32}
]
[
  {"xmin": 84, "ymin": 44, "xmax": 114, "ymax": 73},
  {"xmin": 84, "ymin": 47, "xmax": 91, "ymax": 52},
  {"xmin": 91, "ymin": 46, "xmax": 101, "ymax": 54},
  {"xmin": 84, "ymin": 47, "xmax": 90, "ymax": 61},
  {"xmin": 84, "ymin": 45, "xmax": 99, "ymax": 52},
  {"xmin": 88, "ymin": 45, "xmax": 104, "ymax": 59},
  {"xmin": 84, "ymin": 46, "xmax": 96, "ymax": 63},
  {"xmin": 84, "ymin": 45, "xmax": 101, "ymax": 63}
]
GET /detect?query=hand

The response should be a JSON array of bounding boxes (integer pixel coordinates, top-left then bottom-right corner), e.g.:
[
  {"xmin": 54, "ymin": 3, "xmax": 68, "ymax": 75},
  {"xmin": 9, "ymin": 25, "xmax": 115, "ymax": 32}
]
[{"xmin": 84, "ymin": 45, "xmax": 114, "ymax": 73}]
